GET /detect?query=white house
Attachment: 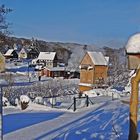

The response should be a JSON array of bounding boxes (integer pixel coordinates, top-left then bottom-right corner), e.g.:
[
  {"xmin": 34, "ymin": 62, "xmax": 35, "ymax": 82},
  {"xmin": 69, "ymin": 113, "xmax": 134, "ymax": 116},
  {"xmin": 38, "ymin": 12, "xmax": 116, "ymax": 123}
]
[
  {"xmin": 37, "ymin": 52, "xmax": 57, "ymax": 68},
  {"xmin": 18, "ymin": 48, "xmax": 28, "ymax": 59}
]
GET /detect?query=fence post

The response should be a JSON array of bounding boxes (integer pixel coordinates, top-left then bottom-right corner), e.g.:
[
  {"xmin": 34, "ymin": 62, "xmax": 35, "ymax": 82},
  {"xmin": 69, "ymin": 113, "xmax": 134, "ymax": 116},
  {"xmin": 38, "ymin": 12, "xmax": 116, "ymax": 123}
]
[
  {"xmin": 73, "ymin": 97, "xmax": 76, "ymax": 111},
  {"xmin": 112, "ymin": 92, "xmax": 114, "ymax": 101},
  {"xmin": 52, "ymin": 97, "xmax": 53, "ymax": 108},
  {"xmin": 86, "ymin": 95, "xmax": 89, "ymax": 107}
]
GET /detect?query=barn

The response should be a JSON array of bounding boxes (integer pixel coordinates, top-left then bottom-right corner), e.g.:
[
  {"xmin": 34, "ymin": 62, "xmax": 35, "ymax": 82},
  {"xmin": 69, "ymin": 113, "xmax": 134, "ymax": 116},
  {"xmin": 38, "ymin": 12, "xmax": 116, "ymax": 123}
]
[
  {"xmin": 125, "ymin": 33, "xmax": 140, "ymax": 69},
  {"xmin": 79, "ymin": 51, "xmax": 109, "ymax": 91}
]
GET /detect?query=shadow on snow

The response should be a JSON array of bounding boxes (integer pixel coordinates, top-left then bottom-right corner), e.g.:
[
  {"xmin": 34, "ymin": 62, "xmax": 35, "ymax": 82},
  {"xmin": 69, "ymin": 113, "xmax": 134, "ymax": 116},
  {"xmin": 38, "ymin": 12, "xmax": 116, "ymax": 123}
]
[{"xmin": 3, "ymin": 112, "xmax": 64, "ymax": 135}]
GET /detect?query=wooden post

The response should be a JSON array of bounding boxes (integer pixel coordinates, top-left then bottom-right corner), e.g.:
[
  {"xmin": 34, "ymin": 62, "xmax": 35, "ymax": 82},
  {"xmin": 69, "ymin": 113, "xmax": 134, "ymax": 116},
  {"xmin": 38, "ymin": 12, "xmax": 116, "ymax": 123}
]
[
  {"xmin": 129, "ymin": 69, "xmax": 140, "ymax": 140},
  {"xmin": 73, "ymin": 97, "xmax": 76, "ymax": 111},
  {"xmin": 86, "ymin": 95, "xmax": 89, "ymax": 107}
]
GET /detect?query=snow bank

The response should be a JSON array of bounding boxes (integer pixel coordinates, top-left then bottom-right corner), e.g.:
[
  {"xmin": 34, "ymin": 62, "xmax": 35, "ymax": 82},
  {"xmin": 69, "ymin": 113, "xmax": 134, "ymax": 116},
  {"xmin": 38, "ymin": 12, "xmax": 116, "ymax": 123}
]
[{"xmin": 105, "ymin": 88, "xmax": 121, "ymax": 99}]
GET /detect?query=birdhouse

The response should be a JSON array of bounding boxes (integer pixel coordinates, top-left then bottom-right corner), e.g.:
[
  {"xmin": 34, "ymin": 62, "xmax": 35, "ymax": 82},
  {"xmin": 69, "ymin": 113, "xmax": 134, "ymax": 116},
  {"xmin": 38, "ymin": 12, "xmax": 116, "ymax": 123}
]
[
  {"xmin": 126, "ymin": 33, "xmax": 140, "ymax": 70},
  {"xmin": 79, "ymin": 51, "xmax": 109, "ymax": 91}
]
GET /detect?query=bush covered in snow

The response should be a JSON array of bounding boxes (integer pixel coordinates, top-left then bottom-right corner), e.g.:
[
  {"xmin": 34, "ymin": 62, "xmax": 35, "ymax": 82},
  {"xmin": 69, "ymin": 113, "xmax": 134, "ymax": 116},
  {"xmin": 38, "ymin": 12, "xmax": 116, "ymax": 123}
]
[
  {"xmin": 2, "ymin": 97, "xmax": 10, "ymax": 106},
  {"xmin": 20, "ymin": 95, "xmax": 30, "ymax": 110},
  {"xmin": 49, "ymin": 98, "xmax": 57, "ymax": 106},
  {"xmin": 15, "ymin": 98, "xmax": 19, "ymax": 106},
  {"xmin": 34, "ymin": 96, "xmax": 44, "ymax": 104}
]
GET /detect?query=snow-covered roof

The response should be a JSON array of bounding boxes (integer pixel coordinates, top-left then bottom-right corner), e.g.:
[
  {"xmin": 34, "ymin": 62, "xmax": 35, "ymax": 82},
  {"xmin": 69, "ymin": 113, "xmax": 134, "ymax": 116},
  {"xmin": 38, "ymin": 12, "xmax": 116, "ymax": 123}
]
[
  {"xmin": 105, "ymin": 57, "xmax": 109, "ymax": 65},
  {"xmin": 19, "ymin": 48, "xmax": 28, "ymax": 53},
  {"xmin": 126, "ymin": 33, "xmax": 140, "ymax": 54},
  {"xmin": 79, "ymin": 83, "xmax": 93, "ymax": 87},
  {"xmin": 38, "ymin": 52, "xmax": 56, "ymax": 60},
  {"xmin": 87, "ymin": 51, "xmax": 108, "ymax": 66},
  {"xmin": 5, "ymin": 49, "xmax": 14, "ymax": 56}
]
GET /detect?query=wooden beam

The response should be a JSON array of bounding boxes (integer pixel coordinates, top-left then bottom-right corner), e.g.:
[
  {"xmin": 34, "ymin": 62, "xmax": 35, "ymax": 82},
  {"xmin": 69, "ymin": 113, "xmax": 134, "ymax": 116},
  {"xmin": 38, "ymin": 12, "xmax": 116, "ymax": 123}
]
[{"xmin": 129, "ymin": 68, "xmax": 140, "ymax": 140}]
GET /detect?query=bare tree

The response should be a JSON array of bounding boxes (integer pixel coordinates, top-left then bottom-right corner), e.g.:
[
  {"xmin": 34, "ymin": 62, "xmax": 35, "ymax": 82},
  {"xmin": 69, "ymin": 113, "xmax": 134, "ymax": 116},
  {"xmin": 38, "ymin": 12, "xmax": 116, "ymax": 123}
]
[{"xmin": 0, "ymin": 4, "xmax": 12, "ymax": 43}]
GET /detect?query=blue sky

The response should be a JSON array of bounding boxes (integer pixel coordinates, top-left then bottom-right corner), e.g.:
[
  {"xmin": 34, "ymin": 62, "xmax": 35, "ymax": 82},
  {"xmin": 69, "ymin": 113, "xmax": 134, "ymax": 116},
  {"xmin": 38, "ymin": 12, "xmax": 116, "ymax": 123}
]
[{"xmin": 1, "ymin": 0, "xmax": 140, "ymax": 47}]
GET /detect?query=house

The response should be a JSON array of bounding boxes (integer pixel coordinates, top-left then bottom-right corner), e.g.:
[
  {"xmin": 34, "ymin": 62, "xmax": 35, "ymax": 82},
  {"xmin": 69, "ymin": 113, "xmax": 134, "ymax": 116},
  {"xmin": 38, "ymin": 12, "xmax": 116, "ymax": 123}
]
[
  {"xmin": 79, "ymin": 51, "xmax": 109, "ymax": 91},
  {"xmin": 0, "ymin": 52, "xmax": 5, "ymax": 72},
  {"xmin": 18, "ymin": 48, "xmax": 28, "ymax": 59},
  {"xmin": 44, "ymin": 67, "xmax": 66, "ymax": 78},
  {"xmin": 4, "ymin": 49, "xmax": 18, "ymax": 59},
  {"xmin": 125, "ymin": 33, "xmax": 140, "ymax": 70},
  {"xmin": 37, "ymin": 52, "xmax": 57, "ymax": 68}
]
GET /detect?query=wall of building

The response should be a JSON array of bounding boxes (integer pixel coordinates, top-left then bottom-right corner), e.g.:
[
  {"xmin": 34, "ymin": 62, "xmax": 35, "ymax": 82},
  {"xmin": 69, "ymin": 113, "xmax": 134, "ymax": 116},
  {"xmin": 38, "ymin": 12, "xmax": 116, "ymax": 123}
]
[
  {"xmin": 80, "ymin": 53, "xmax": 94, "ymax": 84},
  {"xmin": 79, "ymin": 85, "xmax": 92, "ymax": 91},
  {"xmin": 128, "ymin": 54, "xmax": 140, "ymax": 69},
  {"xmin": 19, "ymin": 51, "xmax": 27, "ymax": 59},
  {"xmin": 94, "ymin": 66, "xmax": 108, "ymax": 84}
]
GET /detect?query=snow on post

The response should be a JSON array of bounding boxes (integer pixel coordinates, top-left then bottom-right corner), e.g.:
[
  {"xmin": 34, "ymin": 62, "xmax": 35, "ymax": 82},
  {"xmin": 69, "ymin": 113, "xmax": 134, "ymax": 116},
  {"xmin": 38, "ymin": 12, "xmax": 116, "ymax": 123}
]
[{"xmin": 125, "ymin": 33, "xmax": 140, "ymax": 70}]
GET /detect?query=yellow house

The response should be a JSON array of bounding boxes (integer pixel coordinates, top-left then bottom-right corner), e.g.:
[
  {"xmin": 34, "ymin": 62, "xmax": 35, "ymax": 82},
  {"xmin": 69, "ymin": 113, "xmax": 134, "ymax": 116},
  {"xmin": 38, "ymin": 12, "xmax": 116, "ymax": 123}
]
[
  {"xmin": 18, "ymin": 48, "xmax": 28, "ymax": 59},
  {"xmin": 79, "ymin": 51, "xmax": 109, "ymax": 91},
  {"xmin": 0, "ymin": 52, "xmax": 5, "ymax": 72}
]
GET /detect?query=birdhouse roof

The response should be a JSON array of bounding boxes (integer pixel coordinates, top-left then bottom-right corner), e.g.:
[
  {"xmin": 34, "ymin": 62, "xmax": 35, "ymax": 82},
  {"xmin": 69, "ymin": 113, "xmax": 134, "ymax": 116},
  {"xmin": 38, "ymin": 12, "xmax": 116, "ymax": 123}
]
[
  {"xmin": 87, "ymin": 51, "xmax": 108, "ymax": 66},
  {"xmin": 126, "ymin": 33, "xmax": 140, "ymax": 54}
]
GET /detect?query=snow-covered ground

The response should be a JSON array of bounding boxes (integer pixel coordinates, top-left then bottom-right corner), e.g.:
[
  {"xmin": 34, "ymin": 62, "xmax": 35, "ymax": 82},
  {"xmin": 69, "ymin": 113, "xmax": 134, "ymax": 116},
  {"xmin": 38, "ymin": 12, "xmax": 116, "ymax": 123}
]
[
  {"xmin": 3, "ymin": 94, "xmax": 139, "ymax": 140},
  {"xmin": 2, "ymin": 62, "xmax": 140, "ymax": 140}
]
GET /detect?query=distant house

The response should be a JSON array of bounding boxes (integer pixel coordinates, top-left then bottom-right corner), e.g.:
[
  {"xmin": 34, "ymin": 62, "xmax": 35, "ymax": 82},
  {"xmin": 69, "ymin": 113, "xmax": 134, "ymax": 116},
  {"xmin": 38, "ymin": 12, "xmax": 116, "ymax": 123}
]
[
  {"xmin": 0, "ymin": 52, "xmax": 5, "ymax": 72},
  {"xmin": 4, "ymin": 49, "xmax": 18, "ymax": 59},
  {"xmin": 79, "ymin": 51, "xmax": 109, "ymax": 91},
  {"xmin": 125, "ymin": 33, "xmax": 140, "ymax": 70},
  {"xmin": 18, "ymin": 48, "xmax": 28, "ymax": 59},
  {"xmin": 44, "ymin": 67, "xmax": 66, "ymax": 78},
  {"xmin": 37, "ymin": 52, "xmax": 57, "ymax": 68}
]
